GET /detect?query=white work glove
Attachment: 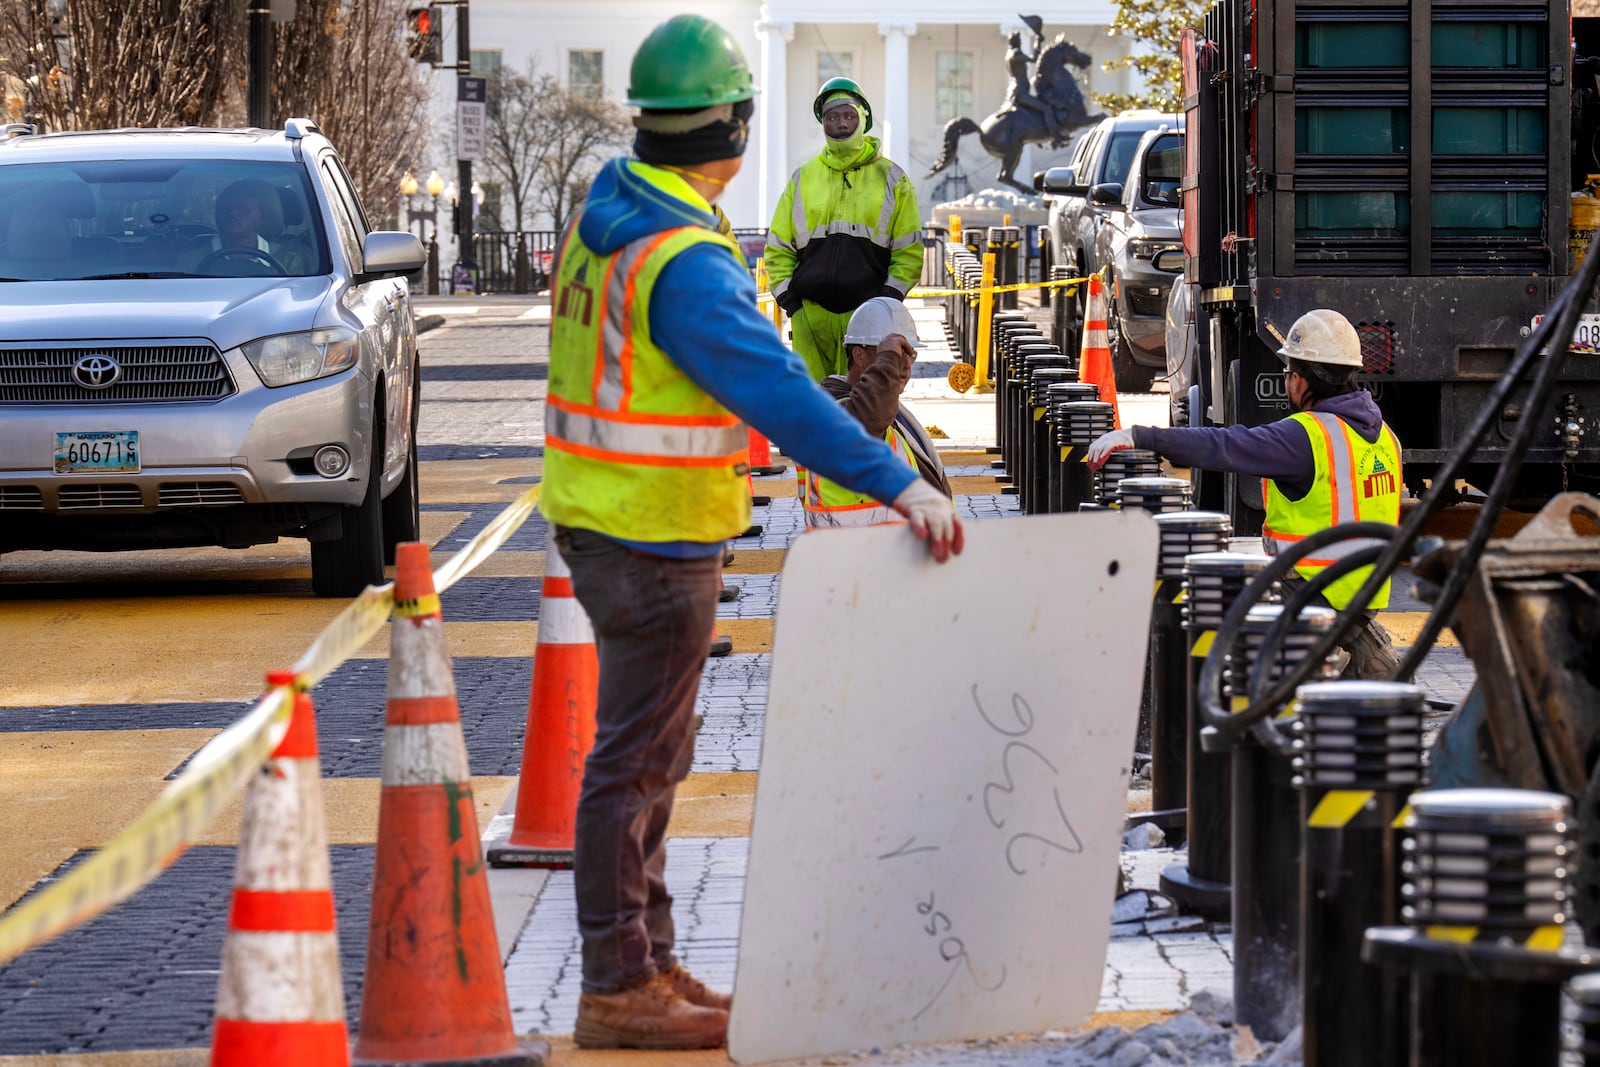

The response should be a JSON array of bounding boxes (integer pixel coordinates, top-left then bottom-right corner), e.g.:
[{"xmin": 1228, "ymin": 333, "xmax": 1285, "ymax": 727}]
[
  {"xmin": 1086, "ymin": 427, "xmax": 1137, "ymax": 471},
  {"xmin": 892, "ymin": 478, "xmax": 965, "ymax": 563}
]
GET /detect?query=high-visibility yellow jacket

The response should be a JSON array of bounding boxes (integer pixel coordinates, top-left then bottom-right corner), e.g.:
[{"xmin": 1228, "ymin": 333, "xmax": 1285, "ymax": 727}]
[
  {"xmin": 803, "ymin": 423, "xmax": 914, "ymax": 528},
  {"xmin": 1261, "ymin": 411, "xmax": 1402, "ymax": 610},
  {"xmin": 764, "ymin": 136, "xmax": 923, "ymax": 314},
  {"xmin": 541, "ymin": 170, "xmax": 751, "ymax": 544}
]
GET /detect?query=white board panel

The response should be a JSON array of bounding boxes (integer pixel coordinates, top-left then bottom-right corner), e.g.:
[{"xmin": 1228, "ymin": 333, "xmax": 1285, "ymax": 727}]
[{"xmin": 729, "ymin": 511, "xmax": 1159, "ymax": 1063}]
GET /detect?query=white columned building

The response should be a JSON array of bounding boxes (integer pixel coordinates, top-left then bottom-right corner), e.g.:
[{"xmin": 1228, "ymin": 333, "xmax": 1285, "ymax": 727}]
[
  {"xmin": 756, "ymin": 17, "xmax": 795, "ymax": 222},
  {"xmin": 444, "ymin": 0, "xmax": 1136, "ymax": 230}
]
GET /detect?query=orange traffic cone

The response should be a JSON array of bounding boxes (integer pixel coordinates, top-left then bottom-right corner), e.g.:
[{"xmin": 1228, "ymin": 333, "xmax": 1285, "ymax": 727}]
[
  {"xmin": 211, "ymin": 673, "xmax": 348, "ymax": 1067},
  {"xmin": 748, "ymin": 425, "xmax": 785, "ymax": 476},
  {"xmin": 1079, "ymin": 272, "xmax": 1122, "ymax": 429},
  {"xmin": 353, "ymin": 544, "xmax": 542, "ymax": 1066},
  {"xmin": 487, "ymin": 542, "xmax": 598, "ymax": 869}
]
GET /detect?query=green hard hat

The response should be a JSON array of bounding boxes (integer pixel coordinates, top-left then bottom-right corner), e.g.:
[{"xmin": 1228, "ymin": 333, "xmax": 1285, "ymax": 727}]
[
  {"xmin": 812, "ymin": 76, "xmax": 873, "ymax": 132},
  {"xmin": 627, "ymin": 15, "xmax": 755, "ymax": 110}
]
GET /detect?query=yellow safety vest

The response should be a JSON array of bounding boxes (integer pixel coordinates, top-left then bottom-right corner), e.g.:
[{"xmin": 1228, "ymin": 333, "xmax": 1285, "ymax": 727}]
[
  {"xmin": 1261, "ymin": 410, "xmax": 1402, "ymax": 611},
  {"xmin": 541, "ymin": 172, "xmax": 751, "ymax": 543},
  {"xmin": 802, "ymin": 424, "xmax": 914, "ymax": 529}
]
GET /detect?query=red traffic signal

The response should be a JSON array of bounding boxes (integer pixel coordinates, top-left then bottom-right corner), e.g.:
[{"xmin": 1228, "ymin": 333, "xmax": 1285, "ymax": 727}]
[{"xmin": 406, "ymin": 6, "xmax": 441, "ymax": 64}]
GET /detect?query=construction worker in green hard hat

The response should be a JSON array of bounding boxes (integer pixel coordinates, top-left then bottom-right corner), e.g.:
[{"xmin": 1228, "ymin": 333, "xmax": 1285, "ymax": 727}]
[
  {"xmin": 542, "ymin": 14, "xmax": 963, "ymax": 1052},
  {"xmin": 764, "ymin": 76, "xmax": 925, "ymax": 381}
]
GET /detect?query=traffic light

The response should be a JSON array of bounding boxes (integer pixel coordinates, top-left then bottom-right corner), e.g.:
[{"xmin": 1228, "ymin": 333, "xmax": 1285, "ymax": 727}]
[{"xmin": 406, "ymin": 6, "xmax": 442, "ymax": 65}]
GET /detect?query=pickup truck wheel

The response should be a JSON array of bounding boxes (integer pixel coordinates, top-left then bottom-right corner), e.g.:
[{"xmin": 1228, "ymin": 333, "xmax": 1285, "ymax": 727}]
[
  {"xmin": 1107, "ymin": 282, "xmax": 1156, "ymax": 392},
  {"xmin": 311, "ymin": 429, "xmax": 386, "ymax": 598}
]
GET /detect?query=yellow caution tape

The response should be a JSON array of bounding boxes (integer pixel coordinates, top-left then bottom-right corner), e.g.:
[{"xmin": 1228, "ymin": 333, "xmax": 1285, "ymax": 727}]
[
  {"xmin": 0, "ymin": 483, "xmax": 545, "ymax": 966},
  {"xmin": 0, "ymin": 686, "xmax": 294, "ymax": 966},
  {"xmin": 1308, "ymin": 789, "xmax": 1376, "ymax": 828},
  {"xmin": 913, "ymin": 274, "xmax": 1091, "ymax": 299}
]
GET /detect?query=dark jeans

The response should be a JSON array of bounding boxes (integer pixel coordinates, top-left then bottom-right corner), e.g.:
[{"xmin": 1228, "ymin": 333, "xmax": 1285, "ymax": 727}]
[{"xmin": 552, "ymin": 524, "xmax": 721, "ymax": 994}]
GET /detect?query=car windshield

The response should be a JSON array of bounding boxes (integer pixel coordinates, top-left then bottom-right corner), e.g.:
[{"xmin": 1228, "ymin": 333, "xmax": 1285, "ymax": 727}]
[
  {"xmin": 1101, "ymin": 131, "xmax": 1153, "ymax": 186},
  {"xmin": 0, "ymin": 159, "xmax": 327, "ymax": 281}
]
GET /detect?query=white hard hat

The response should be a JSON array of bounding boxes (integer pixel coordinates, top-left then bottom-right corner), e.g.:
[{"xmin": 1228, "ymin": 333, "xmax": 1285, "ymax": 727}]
[
  {"xmin": 1277, "ymin": 309, "xmax": 1363, "ymax": 368},
  {"xmin": 843, "ymin": 296, "xmax": 924, "ymax": 348}
]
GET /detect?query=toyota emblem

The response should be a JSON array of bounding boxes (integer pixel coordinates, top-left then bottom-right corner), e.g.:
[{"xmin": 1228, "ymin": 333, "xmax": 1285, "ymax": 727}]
[{"xmin": 71, "ymin": 354, "xmax": 122, "ymax": 390}]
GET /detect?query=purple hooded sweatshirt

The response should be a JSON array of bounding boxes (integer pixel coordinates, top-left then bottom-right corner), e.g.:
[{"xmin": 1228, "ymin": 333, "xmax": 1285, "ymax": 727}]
[{"xmin": 1131, "ymin": 389, "xmax": 1388, "ymax": 501}]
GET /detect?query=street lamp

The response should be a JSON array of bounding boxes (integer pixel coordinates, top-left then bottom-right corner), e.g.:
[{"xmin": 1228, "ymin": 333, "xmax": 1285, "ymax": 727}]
[{"xmin": 423, "ymin": 170, "xmax": 446, "ymax": 295}]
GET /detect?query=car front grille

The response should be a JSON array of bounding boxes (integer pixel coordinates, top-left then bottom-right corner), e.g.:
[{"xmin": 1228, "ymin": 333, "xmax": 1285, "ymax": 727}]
[
  {"xmin": 158, "ymin": 482, "xmax": 246, "ymax": 507},
  {"xmin": 0, "ymin": 486, "xmax": 45, "ymax": 510},
  {"xmin": 0, "ymin": 344, "xmax": 234, "ymax": 403},
  {"xmin": 58, "ymin": 483, "xmax": 143, "ymax": 509}
]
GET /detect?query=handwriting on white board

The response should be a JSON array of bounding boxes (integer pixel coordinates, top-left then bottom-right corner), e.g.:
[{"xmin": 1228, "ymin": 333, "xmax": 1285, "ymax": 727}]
[
  {"xmin": 973, "ymin": 685, "xmax": 1085, "ymax": 875},
  {"xmin": 876, "ymin": 685, "xmax": 1088, "ymax": 1020}
]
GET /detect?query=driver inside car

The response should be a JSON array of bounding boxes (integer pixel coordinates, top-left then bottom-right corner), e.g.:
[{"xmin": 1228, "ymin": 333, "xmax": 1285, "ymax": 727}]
[{"xmin": 183, "ymin": 179, "xmax": 307, "ymax": 275}]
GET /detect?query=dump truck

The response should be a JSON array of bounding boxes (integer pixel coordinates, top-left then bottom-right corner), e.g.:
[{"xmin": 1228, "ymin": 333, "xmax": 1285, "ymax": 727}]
[{"xmin": 1176, "ymin": 0, "xmax": 1600, "ymax": 529}]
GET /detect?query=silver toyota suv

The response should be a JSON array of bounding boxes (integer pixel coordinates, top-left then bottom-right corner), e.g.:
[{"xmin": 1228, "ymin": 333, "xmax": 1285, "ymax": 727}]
[{"xmin": 0, "ymin": 119, "xmax": 426, "ymax": 596}]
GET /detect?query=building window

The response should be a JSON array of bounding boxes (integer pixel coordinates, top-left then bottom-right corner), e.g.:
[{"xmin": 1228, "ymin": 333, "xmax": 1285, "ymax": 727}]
[
  {"xmin": 818, "ymin": 51, "xmax": 854, "ymax": 84},
  {"xmin": 936, "ymin": 52, "xmax": 974, "ymax": 124},
  {"xmin": 471, "ymin": 49, "xmax": 501, "ymax": 77},
  {"xmin": 568, "ymin": 50, "xmax": 604, "ymax": 99}
]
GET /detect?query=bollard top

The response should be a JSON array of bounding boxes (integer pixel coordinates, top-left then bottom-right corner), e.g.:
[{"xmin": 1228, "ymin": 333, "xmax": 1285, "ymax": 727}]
[
  {"xmin": 1243, "ymin": 602, "xmax": 1337, "ymax": 632},
  {"xmin": 1182, "ymin": 550, "xmax": 1272, "ymax": 574},
  {"xmin": 1117, "ymin": 476, "xmax": 1189, "ymax": 491},
  {"xmin": 1409, "ymin": 787, "xmax": 1571, "ymax": 826},
  {"xmin": 1295, "ymin": 679, "xmax": 1424, "ymax": 707},
  {"xmin": 1154, "ymin": 509, "xmax": 1231, "ymax": 530}
]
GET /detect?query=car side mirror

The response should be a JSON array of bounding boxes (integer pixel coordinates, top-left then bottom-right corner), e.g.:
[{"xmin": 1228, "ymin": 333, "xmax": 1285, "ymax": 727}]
[
  {"xmin": 1145, "ymin": 181, "xmax": 1182, "ymax": 206},
  {"xmin": 1032, "ymin": 170, "xmax": 1047, "ymax": 192},
  {"xmin": 1039, "ymin": 166, "xmax": 1082, "ymax": 195},
  {"xmin": 1152, "ymin": 248, "xmax": 1184, "ymax": 273},
  {"xmin": 1089, "ymin": 182, "xmax": 1125, "ymax": 207},
  {"xmin": 359, "ymin": 231, "xmax": 427, "ymax": 279}
]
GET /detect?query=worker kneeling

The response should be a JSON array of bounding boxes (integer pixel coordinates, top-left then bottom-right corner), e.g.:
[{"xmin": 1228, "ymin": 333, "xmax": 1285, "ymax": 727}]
[
  {"xmin": 803, "ymin": 297, "xmax": 954, "ymax": 529},
  {"xmin": 1087, "ymin": 308, "xmax": 1403, "ymax": 680}
]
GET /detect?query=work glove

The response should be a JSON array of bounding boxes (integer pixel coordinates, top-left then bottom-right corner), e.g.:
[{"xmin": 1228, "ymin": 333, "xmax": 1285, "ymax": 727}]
[
  {"xmin": 876, "ymin": 285, "xmax": 907, "ymax": 301},
  {"xmin": 1086, "ymin": 427, "xmax": 1137, "ymax": 471},
  {"xmin": 892, "ymin": 478, "xmax": 964, "ymax": 563}
]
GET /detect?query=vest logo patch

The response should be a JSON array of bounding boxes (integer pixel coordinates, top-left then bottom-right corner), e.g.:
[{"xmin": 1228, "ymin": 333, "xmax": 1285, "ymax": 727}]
[
  {"xmin": 1363, "ymin": 456, "xmax": 1396, "ymax": 499},
  {"xmin": 558, "ymin": 265, "xmax": 594, "ymax": 326}
]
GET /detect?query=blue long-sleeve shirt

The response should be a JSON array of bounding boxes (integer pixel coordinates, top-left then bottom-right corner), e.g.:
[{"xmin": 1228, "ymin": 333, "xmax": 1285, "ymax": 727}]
[{"xmin": 561, "ymin": 158, "xmax": 919, "ymax": 557}]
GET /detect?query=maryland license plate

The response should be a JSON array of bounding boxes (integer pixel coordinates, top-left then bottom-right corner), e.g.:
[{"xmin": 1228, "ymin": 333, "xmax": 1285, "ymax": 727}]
[
  {"xmin": 54, "ymin": 431, "xmax": 140, "ymax": 474},
  {"xmin": 1531, "ymin": 313, "xmax": 1600, "ymax": 354}
]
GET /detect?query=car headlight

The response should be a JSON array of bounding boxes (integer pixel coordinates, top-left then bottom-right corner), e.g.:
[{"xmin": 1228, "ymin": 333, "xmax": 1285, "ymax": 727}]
[
  {"xmin": 243, "ymin": 327, "xmax": 359, "ymax": 387},
  {"xmin": 1128, "ymin": 238, "xmax": 1182, "ymax": 261}
]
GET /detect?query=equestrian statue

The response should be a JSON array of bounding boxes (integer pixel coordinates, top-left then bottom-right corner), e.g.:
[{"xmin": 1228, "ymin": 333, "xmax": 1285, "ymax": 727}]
[{"xmin": 928, "ymin": 15, "xmax": 1105, "ymax": 194}]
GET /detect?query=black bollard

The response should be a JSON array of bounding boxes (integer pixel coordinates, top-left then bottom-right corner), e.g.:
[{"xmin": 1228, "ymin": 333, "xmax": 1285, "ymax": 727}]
[
  {"xmin": 1147, "ymin": 512, "xmax": 1232, "ymax": 827},
  {"xmin": 1227, "ymin": 604, "xmax": 1339, "ymax": 1045},
  {"xmin": 1295, "ymin": 679, "xmax": 1426, "ymax": 1067},
  {"xmin": 1047, "ymin": 382, "xmax": 1099, "ymax": 513},
  {"xmin": 989, "ymin": 314, "xmax": 1032, "ymax": 467},
  {"xmin": 1028, "ymin": 367, "xmax": 1075, "ymax": 512},
  {"xmin": 1002, "ymin": 339, "xmax": 1048, "ymax": 487},
  {"xmin": 1096, "ymin": 449, "xmax": 1163, "ymax": 506},
  {"xmin": 1017, "ymin": 352, "xmax": 1071, "ymax": 511},
  {"xmin": 1566, "ymin": 973, "xmax": 1600, "ymax": 1064},
  {"xmin": 1053, "ymin": 401, "xmax": 1114, "ymax": 513},
  {"xmin": 1116, "ymin": 475, "xmax": 1191, "ymax": 514},
  {"xmin": 1161, "ymin": 550, "xmax": 1273, "ymax": 919},
  {"xmin": 1363, "ymin": 789, "xmax": 1600, "ymax": 1067}
]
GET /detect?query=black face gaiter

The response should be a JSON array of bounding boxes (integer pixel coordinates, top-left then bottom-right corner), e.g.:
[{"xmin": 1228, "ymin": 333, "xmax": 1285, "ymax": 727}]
[{"xmin": 634, "ymin": 99, "xmax": 754, "ymax": 166}]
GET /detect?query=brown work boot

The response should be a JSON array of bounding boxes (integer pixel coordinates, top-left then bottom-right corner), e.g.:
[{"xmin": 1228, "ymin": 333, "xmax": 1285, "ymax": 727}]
[
  {"xmin": 659, "ymin": 962, "xmax": 733, "ymax": 1011},
  {"xmin": 573, "ymin": 971, "xmax": 728, "ymax": 1050}
]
